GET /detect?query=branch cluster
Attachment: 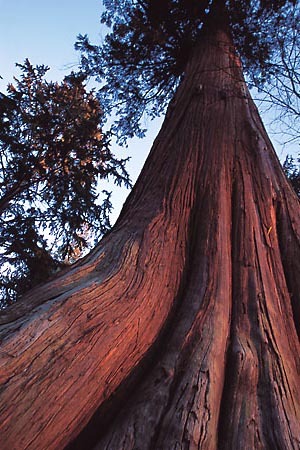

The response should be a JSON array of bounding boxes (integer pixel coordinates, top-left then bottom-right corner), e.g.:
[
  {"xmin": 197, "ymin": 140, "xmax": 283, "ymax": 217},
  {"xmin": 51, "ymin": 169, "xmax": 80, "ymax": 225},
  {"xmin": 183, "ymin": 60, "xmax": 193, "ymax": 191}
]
[{"xmin": 75, "ymin": 0, "xmax": 299, "ymax": 141}]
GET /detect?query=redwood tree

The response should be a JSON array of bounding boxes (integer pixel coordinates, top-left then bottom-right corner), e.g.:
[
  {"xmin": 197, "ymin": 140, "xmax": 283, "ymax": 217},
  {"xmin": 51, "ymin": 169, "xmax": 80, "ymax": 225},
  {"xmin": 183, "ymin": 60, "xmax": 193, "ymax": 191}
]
[{"xmin": 1, "ymin": 1, "xmax": 300, "ymax": 449}]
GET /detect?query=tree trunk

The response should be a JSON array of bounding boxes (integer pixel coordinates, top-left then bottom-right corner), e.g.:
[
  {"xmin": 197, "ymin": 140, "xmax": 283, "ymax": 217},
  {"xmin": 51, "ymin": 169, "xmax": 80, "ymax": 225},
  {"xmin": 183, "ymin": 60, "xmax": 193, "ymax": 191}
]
[{"xmin": 1, "ymin": 27, "xmax": 300, "ymax": 450}]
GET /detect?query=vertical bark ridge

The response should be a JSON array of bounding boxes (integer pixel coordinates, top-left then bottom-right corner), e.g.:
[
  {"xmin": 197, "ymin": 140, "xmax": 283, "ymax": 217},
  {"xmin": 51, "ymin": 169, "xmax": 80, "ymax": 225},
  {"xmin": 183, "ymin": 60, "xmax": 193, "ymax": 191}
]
[
  {"xmin": 276, "ymin": 195, "xmax": 300, "ymax": 337},
  {"xmin": 217, "ymin": 79, "xmax": 300, "ymax": 449}
]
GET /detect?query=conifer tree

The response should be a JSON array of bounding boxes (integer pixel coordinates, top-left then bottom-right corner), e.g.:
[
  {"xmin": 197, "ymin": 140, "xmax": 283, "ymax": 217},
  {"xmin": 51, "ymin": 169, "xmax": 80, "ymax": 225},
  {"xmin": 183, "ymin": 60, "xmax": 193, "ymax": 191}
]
[{"xmin": 0, "ymin": 60, "xmax": 130, "ymax": 307}]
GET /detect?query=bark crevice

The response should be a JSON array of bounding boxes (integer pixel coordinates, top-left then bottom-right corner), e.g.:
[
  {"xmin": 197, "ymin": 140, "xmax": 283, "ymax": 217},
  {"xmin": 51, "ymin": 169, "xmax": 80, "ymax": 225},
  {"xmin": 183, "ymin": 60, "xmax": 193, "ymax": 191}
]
[{"xmin": 275, "ymin": 197, "xmax": 300, "ymax": 338}]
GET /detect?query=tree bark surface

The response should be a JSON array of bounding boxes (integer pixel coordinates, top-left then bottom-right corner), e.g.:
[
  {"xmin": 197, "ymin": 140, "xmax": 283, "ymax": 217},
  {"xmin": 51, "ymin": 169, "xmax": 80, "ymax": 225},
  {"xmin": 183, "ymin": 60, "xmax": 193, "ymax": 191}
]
[{"xmin": 1, "ymin": 28, "xmax": 300, "ymax": 450}]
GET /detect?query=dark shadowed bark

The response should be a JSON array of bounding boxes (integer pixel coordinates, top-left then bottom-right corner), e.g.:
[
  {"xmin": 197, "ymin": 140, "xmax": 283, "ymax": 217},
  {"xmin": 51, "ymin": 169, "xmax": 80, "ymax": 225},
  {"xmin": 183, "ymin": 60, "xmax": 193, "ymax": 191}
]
[{"xmin": 1, "ymin": 26, "xmax": 300, "ymax": 450}]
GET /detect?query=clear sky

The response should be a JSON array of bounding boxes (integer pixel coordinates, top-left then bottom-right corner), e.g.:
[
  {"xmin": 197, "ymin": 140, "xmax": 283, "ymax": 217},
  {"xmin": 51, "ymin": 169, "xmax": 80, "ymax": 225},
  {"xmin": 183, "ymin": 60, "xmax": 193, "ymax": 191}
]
[
  {"xmin": 0, "ymin": 1, "xmax": 297, "ymax": 222},
  {"xmin": 0, "ymin": 0, "xmax": 104, "ymax": 88}
]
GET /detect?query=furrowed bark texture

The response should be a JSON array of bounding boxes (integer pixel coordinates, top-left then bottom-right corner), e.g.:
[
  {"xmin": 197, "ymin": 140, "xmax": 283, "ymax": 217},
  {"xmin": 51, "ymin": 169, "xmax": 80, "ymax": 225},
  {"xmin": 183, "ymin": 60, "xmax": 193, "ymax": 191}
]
[{"xmin": 1, "ymin": 28, "xmax": 300, "ymax": 450}]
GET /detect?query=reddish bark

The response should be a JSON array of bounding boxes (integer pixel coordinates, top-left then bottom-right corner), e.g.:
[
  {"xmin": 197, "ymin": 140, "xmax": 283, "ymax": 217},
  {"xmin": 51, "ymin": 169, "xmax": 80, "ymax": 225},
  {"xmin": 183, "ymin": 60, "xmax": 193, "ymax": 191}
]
[{"xmin": 1, "ymin": 27, "xmax": 300, "ymax": 450}]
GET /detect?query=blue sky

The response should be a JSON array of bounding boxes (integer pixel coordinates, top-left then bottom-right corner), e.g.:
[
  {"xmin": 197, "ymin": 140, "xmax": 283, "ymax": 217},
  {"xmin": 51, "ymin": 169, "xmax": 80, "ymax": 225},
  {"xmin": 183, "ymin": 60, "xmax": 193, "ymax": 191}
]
[{"xmin": 0, "ymin": 0, "xmax": 103, "ymax": 89}]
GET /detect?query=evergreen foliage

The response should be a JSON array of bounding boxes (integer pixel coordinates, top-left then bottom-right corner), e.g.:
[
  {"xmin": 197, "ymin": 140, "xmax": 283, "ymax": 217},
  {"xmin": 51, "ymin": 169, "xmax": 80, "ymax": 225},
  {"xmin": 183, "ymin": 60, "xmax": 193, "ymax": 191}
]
[
  {"xmin": 283, "ymin": 154, "xmax": 300, "ymax": 197},
  {"xmin": 76, "ymin": 0, "xmax": 299, "ymax": 142},
  {"xmin": 0, "ymin": 60, "xmax": 130, "ymax": 307}
]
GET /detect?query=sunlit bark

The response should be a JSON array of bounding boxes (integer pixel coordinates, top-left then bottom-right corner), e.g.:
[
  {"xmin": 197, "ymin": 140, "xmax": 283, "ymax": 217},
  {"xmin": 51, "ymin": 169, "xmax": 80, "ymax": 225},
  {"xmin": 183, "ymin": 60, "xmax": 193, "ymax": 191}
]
[{"xmin": 1, "ymin": 26, "xmax": 300, "ymax": 450}]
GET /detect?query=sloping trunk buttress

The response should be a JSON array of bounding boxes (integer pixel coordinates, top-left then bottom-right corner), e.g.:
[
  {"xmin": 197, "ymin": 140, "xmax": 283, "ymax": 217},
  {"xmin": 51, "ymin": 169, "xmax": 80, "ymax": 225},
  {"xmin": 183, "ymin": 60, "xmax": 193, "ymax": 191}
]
[{"xmin": 1, "ymin": 27, "xmax": 300, "ymax": 450}]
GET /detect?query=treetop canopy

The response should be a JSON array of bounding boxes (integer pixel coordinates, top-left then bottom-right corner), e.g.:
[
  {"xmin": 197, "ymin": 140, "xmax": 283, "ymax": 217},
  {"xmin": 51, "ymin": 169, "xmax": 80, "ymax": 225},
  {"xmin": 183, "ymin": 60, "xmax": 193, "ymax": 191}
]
[{"xmin": 76, "ymin": 0, "xmax": 299, "ymax": 141}]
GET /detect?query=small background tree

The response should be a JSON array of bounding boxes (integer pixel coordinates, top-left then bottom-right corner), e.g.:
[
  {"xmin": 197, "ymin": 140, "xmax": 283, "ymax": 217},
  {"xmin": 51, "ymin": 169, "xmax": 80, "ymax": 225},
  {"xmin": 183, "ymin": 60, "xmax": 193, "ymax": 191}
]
[
  {"xmin": 283, "ymin": 154, "xmax": 300, "ymax": 196},
  {"xmin": 0, "ymin": 60, "xmax": 130, "ymax": 307}
]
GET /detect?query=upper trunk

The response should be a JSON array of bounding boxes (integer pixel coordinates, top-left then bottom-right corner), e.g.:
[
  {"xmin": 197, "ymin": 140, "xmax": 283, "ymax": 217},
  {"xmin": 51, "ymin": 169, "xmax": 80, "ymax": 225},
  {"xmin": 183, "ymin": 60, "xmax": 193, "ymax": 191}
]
[{"xmin": 1, "ymin": 23, "xmax": 300, "ymax": 450}]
